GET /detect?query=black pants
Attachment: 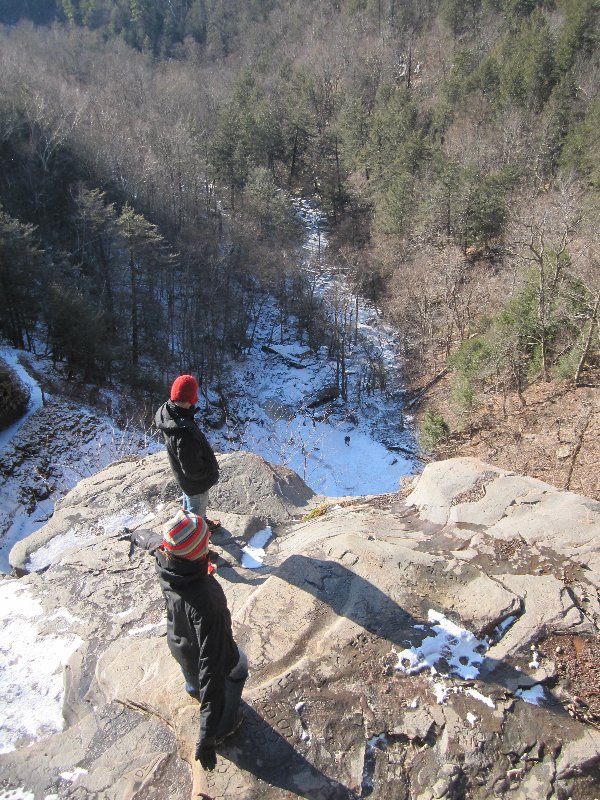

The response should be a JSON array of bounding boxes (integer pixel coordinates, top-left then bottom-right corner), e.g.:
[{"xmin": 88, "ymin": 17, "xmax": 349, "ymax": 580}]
[
  {"xmin": 183, "ymin": 648, "xmax": 248, "ymax": 738},
  {"xmin": 216, "ymin": 648, "xmax": 248, "ymax": 740}
]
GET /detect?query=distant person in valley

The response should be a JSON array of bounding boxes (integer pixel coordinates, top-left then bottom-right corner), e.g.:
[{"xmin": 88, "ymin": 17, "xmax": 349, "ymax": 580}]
[
  {"xmin": 155, "ymin": 374, "xmax": 221, "ymax": 531},
  {"xmin": 131, "ymin": 510, "xmax": 248, "ymax": 772}
]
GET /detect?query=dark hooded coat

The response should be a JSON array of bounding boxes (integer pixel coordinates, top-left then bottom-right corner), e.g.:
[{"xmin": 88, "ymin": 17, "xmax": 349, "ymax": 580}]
[
  {"xmin": 154, "ymin": 401, "xmax": 219, "ymax": 496},
  {"xmin": 132, "ymin": 530, "xmax": 239, "ymax": 745}
]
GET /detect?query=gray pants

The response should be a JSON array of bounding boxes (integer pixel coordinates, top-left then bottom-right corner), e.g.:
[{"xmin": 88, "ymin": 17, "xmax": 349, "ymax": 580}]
[{"xmin": 182, "ymin": 491, "xmax": 209, "ymax": 518}]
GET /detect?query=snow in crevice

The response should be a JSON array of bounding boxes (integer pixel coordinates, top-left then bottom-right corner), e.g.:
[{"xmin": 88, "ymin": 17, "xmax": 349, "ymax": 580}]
[
  {"xmin": 241, "ymin": 527, "xmax": 273, "ymax": 569},
  {"xmin": 361, "ymin": 733, "xmax": 389, "ymax": 797},
  {"xmin": 516, "ymin": 685, "xmax": 547, "ymax": 706},
  {"xmin": 294, "ymin": 701, "xmax": 311, "ymax": 743}
]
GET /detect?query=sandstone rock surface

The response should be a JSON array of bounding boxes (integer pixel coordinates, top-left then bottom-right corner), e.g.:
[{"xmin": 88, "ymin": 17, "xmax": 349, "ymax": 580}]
[{"xmin": 1, "ymin": 454, "xmax": 599, "ymax": 800}]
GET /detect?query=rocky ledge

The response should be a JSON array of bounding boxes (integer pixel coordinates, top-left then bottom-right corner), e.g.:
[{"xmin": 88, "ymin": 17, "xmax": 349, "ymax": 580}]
[{"xmin": 1, "ymin": 453, "xmax": 599, "ymax": 800}]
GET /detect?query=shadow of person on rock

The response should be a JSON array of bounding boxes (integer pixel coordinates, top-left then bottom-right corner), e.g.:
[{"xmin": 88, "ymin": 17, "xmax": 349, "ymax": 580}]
[
  {"xmin": 277, "ymin": 553, "xmax": 428, "ymax": 647},
  {"xmin": 275, "ymin": 555, "xmax": 569, "ymax": 719},
  {"xmin": 203, "ymin": 701, "xmax": 359, "ymax": 800}
]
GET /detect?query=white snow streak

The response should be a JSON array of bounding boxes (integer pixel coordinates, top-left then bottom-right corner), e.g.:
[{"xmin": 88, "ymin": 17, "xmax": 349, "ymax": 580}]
[
  {"xmin": 0, "ymin": 346, "xmax": 44, "ymax": 452},
  {"xmin": 241, "ymin": 527, "xmax": 273, "ymax": 569},
  {"xmin": 128, "ymin": 621, "xmax": 166, "ymax": 636},
  {"xmin": 0, "ymin": 580, "xmax": 83, "ymax": 754}
]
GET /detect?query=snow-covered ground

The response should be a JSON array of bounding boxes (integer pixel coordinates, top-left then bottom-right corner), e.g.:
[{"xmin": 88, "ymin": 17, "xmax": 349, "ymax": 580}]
[
  {"xmin": 212, "ymin": 339, "xmax": 414, "ymax": 495},
  {"xmin": 210, "ymin": 199, "xmax": 418, "ymax": 496},
  {"xmin": 0, "ymin": 200, "xmax": 417, "ymax": 572},
  {"xmin": 0, "ymin": 346, "xmax": 44, "ymax": 451},
  {"xmin": 0, "ymin": 580, "xmax": 83, "ymax": 755}
]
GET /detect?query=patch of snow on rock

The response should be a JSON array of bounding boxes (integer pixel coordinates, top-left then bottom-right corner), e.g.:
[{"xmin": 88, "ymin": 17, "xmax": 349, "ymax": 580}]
[
  {"xmin": 395, "ymin": 610, "xmax": 488, "ymax": 681},
  {"xmin": 0, "ymin": 790, "xmax": 36, "ymax": 800},
  {"xmin": 241, "ymin": 526, "xmax": 273, "ymax": 569},
  {"xmin": 516, "ymin": 685, "xmax": 546, "ymax": 705},
  {"xmin": 59, "ymin": 768, "xmax": 88, "ymax": 782},
  {"xmin": 0, "ymin": 580, "xmax": 83, "ymax": 754}
]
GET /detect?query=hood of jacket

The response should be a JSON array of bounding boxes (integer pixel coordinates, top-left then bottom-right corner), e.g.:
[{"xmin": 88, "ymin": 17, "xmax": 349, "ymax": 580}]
[
  {"xmin": 154, "ymin": 400, "xmax": 195, "ymax": 434},
  {"xmin": 155, "ymin": 546, "xmax": 209, "ymax": 591}
]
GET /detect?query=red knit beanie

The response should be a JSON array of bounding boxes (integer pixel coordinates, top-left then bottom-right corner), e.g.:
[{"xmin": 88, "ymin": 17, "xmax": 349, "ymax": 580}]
[{"xmin": 170, "ymin": 374, "xmax": 199, "ymax": 405}]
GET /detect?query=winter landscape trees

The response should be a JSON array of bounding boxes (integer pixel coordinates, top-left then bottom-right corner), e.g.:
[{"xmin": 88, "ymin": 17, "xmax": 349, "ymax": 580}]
[{"xmin": 0, "ymin": 0, "xmax": 598, "ymax": 464}]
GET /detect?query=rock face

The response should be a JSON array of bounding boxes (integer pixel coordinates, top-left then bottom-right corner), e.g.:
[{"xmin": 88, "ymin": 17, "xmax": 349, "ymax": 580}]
[
  {"xmin": 1, "ymin": 454, "xmax": 600, "ymax": 800},
  {"xmin": 0, "ymin": 357, "xmax": 30, "ymax": 431}
]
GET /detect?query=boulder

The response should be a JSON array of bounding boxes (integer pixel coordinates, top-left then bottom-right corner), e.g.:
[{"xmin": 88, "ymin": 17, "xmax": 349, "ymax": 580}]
[
  {"xmin": 9, "ymin": 450, "xmax": 319, "ymax": 574},
  {"xmin": 1, "ymin": 457, "xmax": 599, "ymax": 800}
]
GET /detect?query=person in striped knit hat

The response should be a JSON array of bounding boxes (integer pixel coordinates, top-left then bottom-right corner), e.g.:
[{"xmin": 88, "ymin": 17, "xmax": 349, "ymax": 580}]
[
  {"xmin": 130, "ymin": 509, "xmax": 248, "ymax": 772},
  {"xmin": 162, "ymin": 508, "xmax": 211, "ymax": 561}
]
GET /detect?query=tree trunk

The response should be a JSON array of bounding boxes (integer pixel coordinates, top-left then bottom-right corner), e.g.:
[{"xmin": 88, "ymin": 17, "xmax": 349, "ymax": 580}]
[
  {"xmin": 130, "ymin": 249, "xmax": 139, "ymax": 366},
  {"xmin": 574, "ymin": 291, "xmax": 600, "ymax": 386},
  {"xmin": 538, "ymin": 258, "xmax": 549, "ymax": 381},
  {"xmin": 288, "ymin": 126, "xmax": 299, "ymax": 187}
]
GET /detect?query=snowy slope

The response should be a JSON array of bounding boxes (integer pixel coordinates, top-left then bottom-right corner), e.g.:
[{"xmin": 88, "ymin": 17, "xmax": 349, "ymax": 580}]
[
  {"xmin": 210, "ymin": 200, "xmax": 418, "ymax": 495},
  {"xmin": 0, "ymin": 201, "xmax": 418, "ymax": 571},
  {"xmin": 0, "ymin": 352, "xmax": 161, "ymax": 573}
]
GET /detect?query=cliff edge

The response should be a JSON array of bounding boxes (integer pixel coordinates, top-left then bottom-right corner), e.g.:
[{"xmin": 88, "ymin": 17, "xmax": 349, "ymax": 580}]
[{"xmin": 1, "ymin": 453, "xmax": 599, "ymax": 800}]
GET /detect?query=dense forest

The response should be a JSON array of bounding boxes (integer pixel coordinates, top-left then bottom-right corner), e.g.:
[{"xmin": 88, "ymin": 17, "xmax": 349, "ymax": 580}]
[{"xmin": 0, "ymin": 0, "xmax": 599, "ymax": 453}]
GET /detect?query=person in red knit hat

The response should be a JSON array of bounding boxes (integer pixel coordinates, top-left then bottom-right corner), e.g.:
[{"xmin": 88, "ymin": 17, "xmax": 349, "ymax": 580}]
[{"xmin": 154, "ymin": 375, "xmax": 221, "ymax": 529}]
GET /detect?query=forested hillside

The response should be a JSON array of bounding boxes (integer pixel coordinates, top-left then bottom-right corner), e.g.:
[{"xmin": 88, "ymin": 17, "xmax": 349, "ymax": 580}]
[{"xmin": 1, "ymin": 0, "xmax": 599, "ymax": 494}]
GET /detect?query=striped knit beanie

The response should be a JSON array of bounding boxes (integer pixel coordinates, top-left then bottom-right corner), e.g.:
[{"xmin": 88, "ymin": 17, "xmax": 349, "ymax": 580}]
[{"xmin": 162, "ymin": 510, "xmax": 209, "ymax": 561}]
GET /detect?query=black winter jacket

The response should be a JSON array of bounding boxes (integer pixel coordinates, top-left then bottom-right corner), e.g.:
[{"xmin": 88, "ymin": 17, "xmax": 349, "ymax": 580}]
[
  {"xmin": 154, "ymin": 401, "xmax": 219, "ymax": 496},
  {"xmin": 133, "ymin": 530, "xmax": 239, "ymax": 745}
]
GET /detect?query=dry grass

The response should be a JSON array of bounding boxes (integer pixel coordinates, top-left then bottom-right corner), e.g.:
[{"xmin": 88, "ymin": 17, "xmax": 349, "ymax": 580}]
[
  {"xmin": 417, "ymin": 368, "xmax": 600, "ymax": 501},
  {"xmin": 540, "ymin": 633, "xmax": 600, "ymax": 729}
]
